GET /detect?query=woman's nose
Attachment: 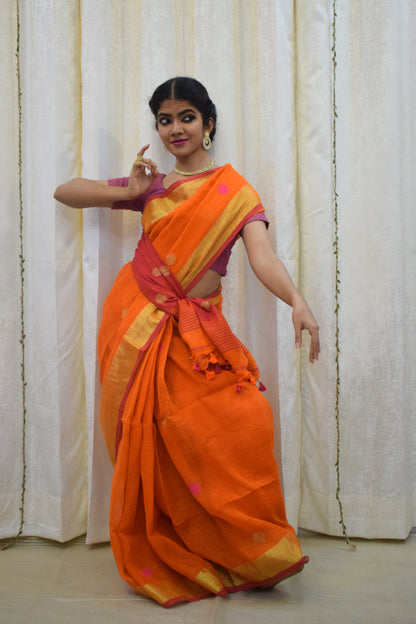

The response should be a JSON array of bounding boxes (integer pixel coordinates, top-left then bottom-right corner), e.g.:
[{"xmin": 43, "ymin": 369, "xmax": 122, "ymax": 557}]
[{"xmin": 171, "ymin": 119, "xmax": 183, "ymax": 134}]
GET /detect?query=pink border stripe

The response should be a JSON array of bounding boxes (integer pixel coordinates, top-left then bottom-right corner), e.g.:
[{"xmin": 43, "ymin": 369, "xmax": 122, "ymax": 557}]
[
  {"xmin": 162, "ymin": 556, "xmax": 309, "ymax": 608},
  {"xmin": 143, "ymin": 165, "xmax": 225, "ymax": 209}
]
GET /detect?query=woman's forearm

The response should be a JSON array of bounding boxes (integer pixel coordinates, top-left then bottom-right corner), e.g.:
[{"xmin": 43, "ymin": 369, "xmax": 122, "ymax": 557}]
[
  {"xmin": 53, "ymin": 178, "xmax": 133, "ymax": 208},
  {"xmin": 243, "ymin": 221, "xmax": 320, "ymax": 361},
  {"xmin": 250, "ymin": 251, "xmax": 302, "ymax": 307},
  {"xmin": 242, "ymin": 222, "xmax": 302, "ymax": 306}
]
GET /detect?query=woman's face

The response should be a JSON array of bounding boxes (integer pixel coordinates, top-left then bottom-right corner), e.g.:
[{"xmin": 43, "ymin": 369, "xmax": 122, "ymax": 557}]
[{"xmin": 156, "ymin": 99, "xmax": 213, "ymax": 159}]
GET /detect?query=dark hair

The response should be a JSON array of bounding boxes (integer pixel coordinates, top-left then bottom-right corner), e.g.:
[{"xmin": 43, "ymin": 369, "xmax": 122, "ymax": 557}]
[{"xmin": 149, "ymin": 77, "xmax": 217, "ymax": 140}]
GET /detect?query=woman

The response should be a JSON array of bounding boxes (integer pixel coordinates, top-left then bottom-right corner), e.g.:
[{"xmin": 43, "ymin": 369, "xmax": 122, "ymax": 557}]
[{"xmin": 54, "ymin": 77, "xmax": 320, "ymax": 607}]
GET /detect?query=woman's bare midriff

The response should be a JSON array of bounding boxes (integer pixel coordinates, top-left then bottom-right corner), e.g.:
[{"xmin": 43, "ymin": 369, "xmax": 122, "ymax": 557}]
[{"xmin": 186, "ymin": 269, "xmax": 222, "ymax": 299}]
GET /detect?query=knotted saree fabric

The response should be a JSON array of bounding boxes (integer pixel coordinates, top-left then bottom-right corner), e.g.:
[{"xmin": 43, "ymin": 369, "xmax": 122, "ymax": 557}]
[{"xmin": 98, "ymin": 165, "xmax": 308, "ymax": 606}]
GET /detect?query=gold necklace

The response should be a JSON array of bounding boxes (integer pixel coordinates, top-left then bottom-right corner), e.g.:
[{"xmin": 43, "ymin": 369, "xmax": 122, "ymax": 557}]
[{"xmin": 174, "ymin": 158, "xmax": 214, "ymax": 176}]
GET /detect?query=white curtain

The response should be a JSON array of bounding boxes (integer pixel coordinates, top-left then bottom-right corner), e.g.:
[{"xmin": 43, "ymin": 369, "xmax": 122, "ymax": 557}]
[{"xmin": 1, "ymin": 0, "xmax": 415, "ymax": 544}]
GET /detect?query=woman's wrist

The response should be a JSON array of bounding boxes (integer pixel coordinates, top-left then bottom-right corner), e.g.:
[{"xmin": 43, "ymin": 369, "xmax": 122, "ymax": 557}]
[
  {"xmin": 118, "ymin": 185, "xmax": 139, "ymax": 201},
  {"xmin": 290, "ymin": 292, "xmax": 306, "ymax": 309},
  {"xmin": 109, "ymin": 182, "xmax": 142, "ymax": 202}
]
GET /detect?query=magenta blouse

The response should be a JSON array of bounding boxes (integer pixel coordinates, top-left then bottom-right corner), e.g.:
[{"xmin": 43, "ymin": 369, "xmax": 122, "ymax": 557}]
[{"xmin": 108, "ymin": 174, "xmax": 268, "ymax": 276}]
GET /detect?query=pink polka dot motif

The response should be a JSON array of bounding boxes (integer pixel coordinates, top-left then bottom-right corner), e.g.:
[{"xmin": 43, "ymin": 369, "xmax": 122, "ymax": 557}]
[
  {"xmin": 218, "ymin": 184, "xmax": 229, "ymax": 195},
  {"xmin": 159, "ymin": 265, "xmax": 170, "ymax": 277},
  {"xmin": 152, "ymin": 266, "xmax": 171, "ymax": 277},
  {"xmin": 252, "ymin": 531, "xmax": 266, "ymax": 544},
  {"xmin": 155, "ymin": 293, "xmax": 167, "ymax": 305},
  {"xmin": 141, "ymin": 568, "xmax": 153, "ymax": 578},
  {"xmin": 188, "ymin": 482, "xmax": 201, "ymax": 496}
]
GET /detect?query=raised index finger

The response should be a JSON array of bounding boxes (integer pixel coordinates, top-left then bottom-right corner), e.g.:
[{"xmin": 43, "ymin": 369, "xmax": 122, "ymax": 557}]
[{"xmin": 136, "ymin": 144, "xmax": 150, "ymax": 161}]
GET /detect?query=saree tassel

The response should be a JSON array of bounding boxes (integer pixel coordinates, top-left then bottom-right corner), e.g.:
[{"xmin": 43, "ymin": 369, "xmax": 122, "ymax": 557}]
[
  {"xmin": 235, "ymin": 372, "xmax": 258, "ymax": 392},
  {"xmin": 258, "ymin": 381, "xmax": 267, "ymax": 392},
  {"xmin": 191, "ymin": 349, "xmax": 226, "ymax": 377}
]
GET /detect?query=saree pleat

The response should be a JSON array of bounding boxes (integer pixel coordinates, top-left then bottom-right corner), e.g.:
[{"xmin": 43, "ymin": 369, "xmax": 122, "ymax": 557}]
[{"xmin": 98, "ymin": 166, "xmax": 308, "ymax": 607}]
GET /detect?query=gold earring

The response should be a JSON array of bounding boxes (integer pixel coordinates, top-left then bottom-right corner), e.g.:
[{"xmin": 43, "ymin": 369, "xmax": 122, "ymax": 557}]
[{"xmin": 202, "ymin": 131, "xmax": 212, "ymax": 151}]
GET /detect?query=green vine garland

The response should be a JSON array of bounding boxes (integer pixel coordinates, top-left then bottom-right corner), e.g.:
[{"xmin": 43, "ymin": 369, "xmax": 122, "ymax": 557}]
[
  {"xmin": 332, "ymin": 0, "xmax": 355, "ymax": 550},
  {"xmin": 1, "ymin": 0, "xmax": 27, "ymax": 551},
  {"xmin": 16, "ymin": 0, "xmax": 27, "ymax": 544}
]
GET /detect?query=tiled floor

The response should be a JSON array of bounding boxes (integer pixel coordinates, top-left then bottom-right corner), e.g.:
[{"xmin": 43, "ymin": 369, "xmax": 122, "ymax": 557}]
[{"xmin": 0, "ymin": 532, "xmax": 415, "ymax": 624}]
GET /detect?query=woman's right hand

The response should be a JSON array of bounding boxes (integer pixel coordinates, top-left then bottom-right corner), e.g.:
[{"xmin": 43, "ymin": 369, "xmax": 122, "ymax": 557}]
[
  {"xmin": 127, "ymin": 144, "xmax": 159, "ymax": 198},
  {"xmin": 53, "ymin": 145, "xmax": 160, "ymax": 208}
]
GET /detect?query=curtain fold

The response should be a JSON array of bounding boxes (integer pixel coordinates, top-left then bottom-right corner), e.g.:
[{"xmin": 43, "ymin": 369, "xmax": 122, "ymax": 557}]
[
  {"xmin": 1, "ymin": 0, "xmax": 23, "ymax": 539},
  {"xmin": 21, "ymin": 0, "xmax": 88, "ymax": 541},
  {"xmin": 1, "ymin": 0, "xmax": 88, "ymax": 542},
  {"xmin": 1, "ymin": 0, "xmax": 415, "ymax": 544},
  {"xmin": 310, "ymin": 0, "xmax": 416, "ymax": 538},
  {"xmin": 294, "ymin": 0, "xmax": 340, "ymax": 536}
]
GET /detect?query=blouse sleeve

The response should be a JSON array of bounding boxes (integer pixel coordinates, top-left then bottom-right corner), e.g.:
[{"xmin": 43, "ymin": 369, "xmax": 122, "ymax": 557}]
[
  {"xmin": 210, "ymin": 209, "xmax": 269, "ymax": 276},
  {"xmin": 108, "ymin": 177, "xmax": 146, "ymax": 212},
  {"xmin": 245, "ymin": 211, "xmax": 269, "ymax": 228}
]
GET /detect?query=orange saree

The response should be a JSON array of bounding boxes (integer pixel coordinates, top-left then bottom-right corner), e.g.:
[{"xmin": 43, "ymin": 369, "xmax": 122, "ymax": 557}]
[{"xmin": 98, "ymin": 165, "xmax": 308, "ymax": 607}]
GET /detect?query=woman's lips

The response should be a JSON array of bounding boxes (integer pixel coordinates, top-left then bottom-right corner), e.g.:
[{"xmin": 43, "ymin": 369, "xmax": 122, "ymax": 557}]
[{"xmin": 171, "ymin": 139, "xmax": 188, "ymax": 145}]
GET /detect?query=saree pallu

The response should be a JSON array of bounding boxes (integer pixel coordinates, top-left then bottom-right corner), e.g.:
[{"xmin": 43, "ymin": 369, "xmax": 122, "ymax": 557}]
[{"xmin": 98, "ymin": 165, "xmax": 308, "ymax": 607}]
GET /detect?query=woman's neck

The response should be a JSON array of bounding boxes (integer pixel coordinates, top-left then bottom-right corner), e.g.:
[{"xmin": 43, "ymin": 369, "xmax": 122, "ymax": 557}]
[
  {"xmin": 162, "ymin": 161, "xmax": 219, "ymax": 190},
  {"xmin": 174, "ymin": 158, "xmax": 214, "ymax": 177},
  {"xmin": 173, "ymin": 152, "xmax": 214, "ymax": 175}
]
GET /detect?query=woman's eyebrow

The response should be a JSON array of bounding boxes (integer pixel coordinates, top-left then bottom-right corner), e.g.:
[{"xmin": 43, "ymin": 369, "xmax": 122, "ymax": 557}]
[{"xmin": 158, "ymin": 108, "xmax": 196, "ymax": 118}]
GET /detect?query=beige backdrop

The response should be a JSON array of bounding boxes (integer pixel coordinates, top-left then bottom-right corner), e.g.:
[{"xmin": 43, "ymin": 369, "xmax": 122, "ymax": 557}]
[{"xmin": 1, "ymin": 0, "xmax": 415, "ymax": 543}]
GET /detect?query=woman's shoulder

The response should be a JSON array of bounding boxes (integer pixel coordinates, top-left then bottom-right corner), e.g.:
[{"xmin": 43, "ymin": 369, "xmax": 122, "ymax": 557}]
[
  {"xmin": 220, "ymin": 163, "xmax": 254, "ymax": 185},
  {"xmin": 219, "ymin": 165, "xmax": 261, "ymax": 201},
  {"xmin": 149, "ymin": 172, "xmax": 166, "ymax": 192}
]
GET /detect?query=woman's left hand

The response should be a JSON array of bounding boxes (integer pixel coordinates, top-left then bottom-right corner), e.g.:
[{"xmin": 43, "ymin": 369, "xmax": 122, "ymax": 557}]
[{"xmin": 292, "ymin": 298, "xmax": 320, "ymax": 363}]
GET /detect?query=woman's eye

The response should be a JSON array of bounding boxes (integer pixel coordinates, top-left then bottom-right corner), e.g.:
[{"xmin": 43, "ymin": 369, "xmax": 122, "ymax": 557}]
[
  {"xmin": 182, "ymin": 115, "xmax": 196, "ymax": 123},
  {"xmin": 158, "ymin": 118, "xmax": 170, "ymax": 125}
]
